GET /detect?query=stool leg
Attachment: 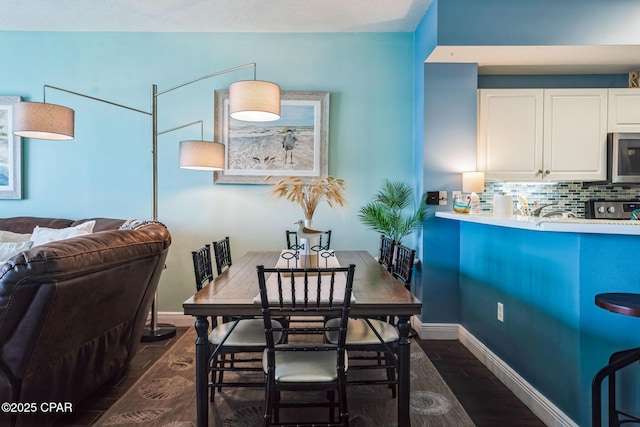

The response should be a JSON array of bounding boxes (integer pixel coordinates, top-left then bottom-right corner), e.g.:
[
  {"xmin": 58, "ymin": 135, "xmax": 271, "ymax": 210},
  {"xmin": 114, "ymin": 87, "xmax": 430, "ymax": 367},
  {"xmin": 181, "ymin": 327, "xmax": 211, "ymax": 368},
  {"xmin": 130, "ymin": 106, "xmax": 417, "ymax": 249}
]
[
  {"xmin": 593, "ymin": 368, "xmax": 604, "ymax": 427},
  {"xmin": 608, "ymin": 367, "xmax": 617, "ymax": 427},
  {"xmin": 592, "ymin": 347, "xmax": 640, "ymax": 427}
]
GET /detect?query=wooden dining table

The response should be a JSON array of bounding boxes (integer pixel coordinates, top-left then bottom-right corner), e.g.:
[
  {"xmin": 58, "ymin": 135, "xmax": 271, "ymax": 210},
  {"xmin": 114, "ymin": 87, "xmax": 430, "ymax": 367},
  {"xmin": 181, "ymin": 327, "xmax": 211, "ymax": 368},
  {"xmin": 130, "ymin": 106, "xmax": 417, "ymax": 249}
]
[{"xmin": 183, "ymin": 250, "xmax": 423, "ymax": 427}]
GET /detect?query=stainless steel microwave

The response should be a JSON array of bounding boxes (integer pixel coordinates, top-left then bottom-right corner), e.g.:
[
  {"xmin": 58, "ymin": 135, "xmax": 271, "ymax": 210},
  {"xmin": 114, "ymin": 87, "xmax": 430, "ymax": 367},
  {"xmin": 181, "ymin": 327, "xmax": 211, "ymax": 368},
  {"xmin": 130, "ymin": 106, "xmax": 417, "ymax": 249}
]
[{"xmin": 608, "ymin": 133, "xmax": 640, "ymax": 184}]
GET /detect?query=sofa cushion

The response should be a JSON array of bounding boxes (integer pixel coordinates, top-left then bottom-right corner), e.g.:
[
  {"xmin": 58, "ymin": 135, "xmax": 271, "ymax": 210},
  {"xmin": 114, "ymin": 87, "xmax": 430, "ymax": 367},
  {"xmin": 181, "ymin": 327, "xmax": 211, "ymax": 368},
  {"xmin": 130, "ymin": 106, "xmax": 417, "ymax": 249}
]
[
  {"xmin": 31, "ymin": 220, "xmax": 96, "ymax": 247},
  {"xmin": 0, "ymin": 230, "xmax": 31, "ymax": 243},
  {"xmin": 71, "ymin": 218, "xmax": 127, "ymax": 232},
  {"xmin": 0, "ymin": 241, "xmax": 33, "ymax": 263}
]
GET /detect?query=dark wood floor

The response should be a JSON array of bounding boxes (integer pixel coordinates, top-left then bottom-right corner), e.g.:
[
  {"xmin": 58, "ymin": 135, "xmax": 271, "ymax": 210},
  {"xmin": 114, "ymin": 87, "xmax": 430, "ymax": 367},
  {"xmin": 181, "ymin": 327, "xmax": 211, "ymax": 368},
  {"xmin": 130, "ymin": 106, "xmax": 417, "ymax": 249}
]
[
  {"xmin": 54, "ymin": 329, "xmax": 544, "ymax": 426},
  {"xmin": 53, "ymin": 327, "xmax": 189, "ymax": 427},
  {"xmin": 418, "ymin": 339, "xmax": 545, "ymax": 427}
]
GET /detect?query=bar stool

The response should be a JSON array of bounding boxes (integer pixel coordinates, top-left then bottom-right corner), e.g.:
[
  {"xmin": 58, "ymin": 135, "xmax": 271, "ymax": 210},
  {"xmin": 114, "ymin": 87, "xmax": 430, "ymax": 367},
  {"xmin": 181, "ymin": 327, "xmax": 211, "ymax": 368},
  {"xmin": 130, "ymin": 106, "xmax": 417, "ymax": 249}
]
[{"xmin": 592, "ymin": 293, "xmax": 640, "ymax": 427}]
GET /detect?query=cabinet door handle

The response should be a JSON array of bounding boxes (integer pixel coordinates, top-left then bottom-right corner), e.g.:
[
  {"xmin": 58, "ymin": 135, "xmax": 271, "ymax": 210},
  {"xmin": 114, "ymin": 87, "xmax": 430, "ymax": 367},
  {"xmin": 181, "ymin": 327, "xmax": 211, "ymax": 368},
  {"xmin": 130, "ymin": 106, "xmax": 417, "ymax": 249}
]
[
  {"xmin": 545, "ymin": 170, "xmax": 550, "ymax": 175},
  {"xmin": 537, "ymin": 169, "xmax": 543, "ymax": 176}
]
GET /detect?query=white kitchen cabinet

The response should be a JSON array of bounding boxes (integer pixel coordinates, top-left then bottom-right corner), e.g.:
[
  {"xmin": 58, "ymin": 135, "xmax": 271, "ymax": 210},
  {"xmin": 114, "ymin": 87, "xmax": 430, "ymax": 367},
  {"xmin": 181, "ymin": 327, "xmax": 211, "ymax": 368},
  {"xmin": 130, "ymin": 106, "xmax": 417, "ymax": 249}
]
[
  {"xmin": 477, "ymin": 89, "xmax": 607, "ymax": 181},
  {"xmin": 477, "ymin": 89, "xmax": 543, "ymax": 181},
  {"xmin": 608, "ymin": 88, "xmax": 640, "ymax": 132},
  {"xmin": 543, "ymin": 89, "xmax": 608, "ymax": 181}
]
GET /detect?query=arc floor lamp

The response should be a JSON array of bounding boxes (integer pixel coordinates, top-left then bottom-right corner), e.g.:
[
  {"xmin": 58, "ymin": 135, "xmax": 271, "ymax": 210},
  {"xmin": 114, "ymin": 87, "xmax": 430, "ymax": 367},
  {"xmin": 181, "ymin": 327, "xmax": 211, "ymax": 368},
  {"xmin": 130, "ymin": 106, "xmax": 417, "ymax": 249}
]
[{"xmin": 12, "ymin": 63, "xmax": 281, "ymax": 342}]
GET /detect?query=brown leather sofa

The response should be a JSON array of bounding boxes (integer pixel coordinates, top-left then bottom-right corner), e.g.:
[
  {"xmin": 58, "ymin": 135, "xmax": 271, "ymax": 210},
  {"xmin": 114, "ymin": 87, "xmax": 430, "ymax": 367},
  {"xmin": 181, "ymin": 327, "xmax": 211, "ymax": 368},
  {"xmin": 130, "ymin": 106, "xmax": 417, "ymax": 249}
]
[{"xmin": 0, "ymin": 217, "xmax": 171, "ymax": 427}]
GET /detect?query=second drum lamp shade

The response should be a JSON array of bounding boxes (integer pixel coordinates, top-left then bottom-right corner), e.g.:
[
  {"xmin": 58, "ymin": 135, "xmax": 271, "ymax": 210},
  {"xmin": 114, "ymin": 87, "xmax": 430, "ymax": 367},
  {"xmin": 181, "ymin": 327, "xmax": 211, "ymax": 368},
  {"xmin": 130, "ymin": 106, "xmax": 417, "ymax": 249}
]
[{"xmin": 179, "ymin": 140, "xmax": 225, "ymax": 171}]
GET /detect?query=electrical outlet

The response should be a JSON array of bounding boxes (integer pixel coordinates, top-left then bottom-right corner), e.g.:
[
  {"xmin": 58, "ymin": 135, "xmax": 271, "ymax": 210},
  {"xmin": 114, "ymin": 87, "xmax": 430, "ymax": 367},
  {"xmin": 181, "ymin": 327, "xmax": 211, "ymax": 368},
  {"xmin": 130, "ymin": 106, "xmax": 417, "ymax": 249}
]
[
  {"xmin": 438, "ymin": 191, "xmax": 447, "ymax": 205},
  {"xmin": 497, "ymin": 302, "xmax": 504, "ymax": 322}
]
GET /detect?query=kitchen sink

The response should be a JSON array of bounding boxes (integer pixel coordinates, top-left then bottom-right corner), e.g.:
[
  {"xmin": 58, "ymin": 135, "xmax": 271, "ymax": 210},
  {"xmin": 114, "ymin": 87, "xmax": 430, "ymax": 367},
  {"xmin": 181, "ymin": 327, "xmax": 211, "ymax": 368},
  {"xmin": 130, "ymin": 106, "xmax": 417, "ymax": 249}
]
[{"xmin": 542, "ymin": 210, "xmax": 577, "ymax": 219}]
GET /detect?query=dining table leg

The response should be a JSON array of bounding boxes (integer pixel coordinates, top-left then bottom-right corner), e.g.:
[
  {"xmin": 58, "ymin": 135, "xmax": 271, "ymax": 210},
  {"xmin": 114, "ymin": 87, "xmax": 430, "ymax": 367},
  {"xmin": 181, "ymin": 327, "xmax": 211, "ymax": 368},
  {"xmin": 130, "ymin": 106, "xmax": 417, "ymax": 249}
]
[
  {"xmin": 194, "ymin": 315, "xmax": 209, "ymax": 427},
  {"xmin": 397, "ymin": 314, "xmax": 411, "ymax": 426}
]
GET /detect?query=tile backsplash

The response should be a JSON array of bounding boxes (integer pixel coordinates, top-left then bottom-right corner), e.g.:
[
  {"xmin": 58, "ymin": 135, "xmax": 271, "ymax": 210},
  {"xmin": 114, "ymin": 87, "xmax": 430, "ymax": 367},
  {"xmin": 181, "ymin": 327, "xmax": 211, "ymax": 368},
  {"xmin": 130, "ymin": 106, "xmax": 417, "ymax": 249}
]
[{"xmin": 477, "ymin": 182, "xmax": 640, "ymax": 217}]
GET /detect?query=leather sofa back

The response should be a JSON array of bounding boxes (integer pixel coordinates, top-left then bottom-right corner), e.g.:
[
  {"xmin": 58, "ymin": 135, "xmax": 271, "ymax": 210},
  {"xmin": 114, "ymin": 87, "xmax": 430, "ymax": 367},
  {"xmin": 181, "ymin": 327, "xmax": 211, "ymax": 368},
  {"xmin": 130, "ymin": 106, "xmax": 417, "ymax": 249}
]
[
  {"xmin": 0, "ymin": 216, "xmax": 126, "ymax": 234},
  {"xmin": 0, "ymin": 217, "xmax": 171, "ymax": 427}
]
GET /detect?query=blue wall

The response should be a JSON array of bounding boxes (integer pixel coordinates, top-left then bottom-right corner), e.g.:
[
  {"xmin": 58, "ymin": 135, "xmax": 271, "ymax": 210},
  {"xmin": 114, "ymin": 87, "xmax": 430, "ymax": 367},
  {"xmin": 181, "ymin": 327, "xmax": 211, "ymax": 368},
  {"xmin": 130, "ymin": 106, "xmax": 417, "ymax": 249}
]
[
  {"xmin": 460, "ymin": 223, "xmax": 582, "ymax": 420},
  {"xmin": 421, "ymin": 62, "xmax": 478, "ymax": 323},
  {"xmin": 437, "ymin": 0, "xmax": 640, "ymax": 46},
  {"xmin": 457, "ymin": 222, "xmax": 640, "ymax": 425},
  {"xmin": 0, "ymin": 31, "xmax": 415, "ymax": 311}
]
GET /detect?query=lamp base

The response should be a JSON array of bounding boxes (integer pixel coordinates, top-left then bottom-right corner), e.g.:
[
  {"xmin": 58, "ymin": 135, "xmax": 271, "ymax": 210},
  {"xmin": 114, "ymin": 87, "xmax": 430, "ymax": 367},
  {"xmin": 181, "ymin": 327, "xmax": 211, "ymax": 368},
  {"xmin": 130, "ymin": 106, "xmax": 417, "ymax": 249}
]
[
  {"xmin": 141, "ymin": 323, "xmax": 177, "ymax": 342},
  {"xmin": 469, "ymin": 192, "xmax": 481, "ymax": 214}
]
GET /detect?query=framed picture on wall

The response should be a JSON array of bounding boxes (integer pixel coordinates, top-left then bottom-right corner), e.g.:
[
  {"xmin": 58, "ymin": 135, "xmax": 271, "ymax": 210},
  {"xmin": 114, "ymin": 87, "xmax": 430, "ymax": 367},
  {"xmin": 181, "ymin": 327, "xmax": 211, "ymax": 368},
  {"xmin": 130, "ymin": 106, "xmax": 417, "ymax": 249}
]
[
  {"xmin": 0, "ymin": 96, "xmax": 22, "ymax": 199},
  {"xmin": 213, "ymin": 90, "xmax": 329, "ymax": 184}
]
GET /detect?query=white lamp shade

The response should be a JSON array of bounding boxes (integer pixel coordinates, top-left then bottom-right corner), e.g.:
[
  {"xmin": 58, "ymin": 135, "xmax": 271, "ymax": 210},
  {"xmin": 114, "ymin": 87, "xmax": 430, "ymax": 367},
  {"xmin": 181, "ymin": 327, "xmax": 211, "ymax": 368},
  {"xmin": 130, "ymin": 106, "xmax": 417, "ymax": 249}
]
[
  {"xmin": 229, "ymin": 80, "xmax": 281, "ymax": 122},
  {"xmin": 462, "ymin": 171, "xmax": 485, "ymax": 193},
  {"xmin": 179, "ymin": 140, "xmax": 225, "ymax": 171},
  {"xmin": 12, "ymin": 102, "xmax": 74, "ymax": 140}
]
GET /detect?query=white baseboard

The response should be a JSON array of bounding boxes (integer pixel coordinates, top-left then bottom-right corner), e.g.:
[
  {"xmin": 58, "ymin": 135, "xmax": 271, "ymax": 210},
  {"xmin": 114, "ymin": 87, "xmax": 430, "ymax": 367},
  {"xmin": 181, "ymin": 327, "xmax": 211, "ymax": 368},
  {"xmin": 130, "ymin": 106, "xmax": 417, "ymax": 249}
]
[
  {"xmin": 156, "ymin": 311, "xmax": 195, "ymax": 328},
  {"xmin": 413, "ymin": 319, "xmax": 459, "ymax": 340},
  {"xmin": 417, "ymin": 322, "xmax": 578, "ymax": 427}
]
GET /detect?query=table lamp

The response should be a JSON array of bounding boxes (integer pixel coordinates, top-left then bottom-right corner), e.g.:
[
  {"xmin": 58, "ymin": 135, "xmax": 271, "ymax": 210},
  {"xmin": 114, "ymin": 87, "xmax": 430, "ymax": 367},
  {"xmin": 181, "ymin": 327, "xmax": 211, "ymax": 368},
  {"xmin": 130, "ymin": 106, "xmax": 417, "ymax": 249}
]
[{"xmin": 462, "ymin": 171, "xmax": 485, "ymax": 214}]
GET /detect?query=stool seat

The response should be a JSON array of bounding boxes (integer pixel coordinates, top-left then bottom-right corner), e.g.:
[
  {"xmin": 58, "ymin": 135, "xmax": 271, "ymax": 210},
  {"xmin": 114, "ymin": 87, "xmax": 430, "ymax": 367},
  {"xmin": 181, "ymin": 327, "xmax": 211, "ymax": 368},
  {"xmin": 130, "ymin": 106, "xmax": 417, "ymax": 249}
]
[{"xmin": 595, "ymin": 293, "xmax": 640, "ymax": 318}]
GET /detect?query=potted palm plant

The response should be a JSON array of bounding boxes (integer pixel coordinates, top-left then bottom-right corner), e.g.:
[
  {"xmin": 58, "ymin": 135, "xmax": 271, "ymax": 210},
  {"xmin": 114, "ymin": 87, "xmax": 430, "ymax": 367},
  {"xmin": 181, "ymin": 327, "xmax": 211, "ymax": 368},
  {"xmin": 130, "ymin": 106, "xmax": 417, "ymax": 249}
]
[{"xmin": 357, "ymin": 179, "xmax": 427, "ymax": 245}]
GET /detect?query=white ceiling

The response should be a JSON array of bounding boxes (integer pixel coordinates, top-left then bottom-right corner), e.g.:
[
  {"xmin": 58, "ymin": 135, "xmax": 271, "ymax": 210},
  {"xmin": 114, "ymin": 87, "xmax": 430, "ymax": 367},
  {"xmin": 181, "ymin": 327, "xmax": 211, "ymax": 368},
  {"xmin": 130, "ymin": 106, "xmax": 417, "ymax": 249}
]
[
  {"xmin": 2, "ymin": 0, "xmax": 639, "ymax": 75},
  {"xmin": 0, "ymin": 0, "xmax": 432, "ymax": 32}
]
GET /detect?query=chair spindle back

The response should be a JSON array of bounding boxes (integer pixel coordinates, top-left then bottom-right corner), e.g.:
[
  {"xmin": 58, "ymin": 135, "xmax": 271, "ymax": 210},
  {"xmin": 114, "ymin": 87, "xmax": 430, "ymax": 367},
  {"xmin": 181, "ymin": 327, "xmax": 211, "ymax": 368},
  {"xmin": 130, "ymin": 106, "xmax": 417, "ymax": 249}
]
[
  {"xmin": 191, "ymin": 244, "xmax": 213, "ymax": 291},
  {"xmin": 212, "ymin": 236, "xmax": 232, "ymax": 275}
]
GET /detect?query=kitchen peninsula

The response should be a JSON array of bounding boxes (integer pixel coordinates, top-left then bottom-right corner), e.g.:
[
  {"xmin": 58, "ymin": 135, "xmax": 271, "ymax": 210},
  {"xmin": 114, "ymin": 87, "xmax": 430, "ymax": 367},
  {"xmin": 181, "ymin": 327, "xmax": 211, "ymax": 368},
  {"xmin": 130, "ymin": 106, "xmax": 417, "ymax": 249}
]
[
  {"xmin": 434, "ymin": 211, "xmax": 640, "ymax": 426},
  {"xmin": 436, "ymin": 211, "xmax": 640, "ymax": 235}
]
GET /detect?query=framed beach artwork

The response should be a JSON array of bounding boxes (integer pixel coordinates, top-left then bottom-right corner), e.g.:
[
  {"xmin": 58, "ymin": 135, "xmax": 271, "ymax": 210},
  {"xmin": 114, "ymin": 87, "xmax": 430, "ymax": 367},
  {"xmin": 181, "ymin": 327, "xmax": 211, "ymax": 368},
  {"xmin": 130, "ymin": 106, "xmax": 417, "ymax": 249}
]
[
  {"xmin": 213, "ymin": 90, "xmax": 329, "ymax": 184},
  {"xmin": 0, "ymin": 96, "xmax": 22, "ymax": 199}
]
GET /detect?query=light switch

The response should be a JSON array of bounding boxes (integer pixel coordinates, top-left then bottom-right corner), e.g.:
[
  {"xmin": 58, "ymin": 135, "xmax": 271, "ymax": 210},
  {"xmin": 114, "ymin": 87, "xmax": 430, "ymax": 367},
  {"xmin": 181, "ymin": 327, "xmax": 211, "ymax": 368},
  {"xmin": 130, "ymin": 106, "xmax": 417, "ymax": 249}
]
[
  {"xmin": 426, "ymin": 191, "xmax": 439, "ymax": 205},
  {"xmin": 439, "ymin": 191, "xmax": 447, "ymax": 205}
]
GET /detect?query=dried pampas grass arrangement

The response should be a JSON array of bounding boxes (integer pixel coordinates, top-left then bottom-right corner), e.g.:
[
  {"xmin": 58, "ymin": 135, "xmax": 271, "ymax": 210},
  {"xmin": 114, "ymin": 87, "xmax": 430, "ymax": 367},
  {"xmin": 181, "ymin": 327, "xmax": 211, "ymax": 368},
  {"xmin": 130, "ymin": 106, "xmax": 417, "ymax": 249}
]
[{"xmin": 269, "ymin": 176, "xmax": 347, "ymax": 220}]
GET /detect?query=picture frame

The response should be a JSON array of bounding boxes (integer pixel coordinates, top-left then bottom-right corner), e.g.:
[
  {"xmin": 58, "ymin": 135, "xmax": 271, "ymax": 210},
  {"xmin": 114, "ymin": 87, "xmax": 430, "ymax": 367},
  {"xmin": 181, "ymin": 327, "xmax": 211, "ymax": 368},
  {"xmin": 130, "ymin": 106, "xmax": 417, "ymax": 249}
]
[
  {"xmin": 0, "ymin": 96, "xmax": 22, "ymax": 199},
  {"xmin": 213, "ymin": 90, "xmax": 329, "ymax": 184}
]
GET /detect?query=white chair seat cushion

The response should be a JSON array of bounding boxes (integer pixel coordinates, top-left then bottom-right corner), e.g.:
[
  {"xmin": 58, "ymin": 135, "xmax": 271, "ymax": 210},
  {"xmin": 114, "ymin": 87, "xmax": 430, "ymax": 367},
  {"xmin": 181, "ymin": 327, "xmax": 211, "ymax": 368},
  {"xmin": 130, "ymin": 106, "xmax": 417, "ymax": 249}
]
[
  {"xmin": 208, "ymin": 318, "xmax": 283, "ymax": 346},
  {"xmin": 263, "ymin": 344, "xmax": 348, "ymax": 383},
  {"xmin": 325, "ymin": 317, "xmax": 399, "ymax": 345}
]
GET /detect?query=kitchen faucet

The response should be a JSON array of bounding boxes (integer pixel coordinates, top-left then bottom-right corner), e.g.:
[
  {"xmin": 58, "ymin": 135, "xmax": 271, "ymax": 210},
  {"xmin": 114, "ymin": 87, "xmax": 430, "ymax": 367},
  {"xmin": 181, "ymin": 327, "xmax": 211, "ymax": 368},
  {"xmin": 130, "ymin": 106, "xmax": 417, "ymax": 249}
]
[{"xmin": 531, "ymin": 203, "xmax": 558, "ymax": 217}]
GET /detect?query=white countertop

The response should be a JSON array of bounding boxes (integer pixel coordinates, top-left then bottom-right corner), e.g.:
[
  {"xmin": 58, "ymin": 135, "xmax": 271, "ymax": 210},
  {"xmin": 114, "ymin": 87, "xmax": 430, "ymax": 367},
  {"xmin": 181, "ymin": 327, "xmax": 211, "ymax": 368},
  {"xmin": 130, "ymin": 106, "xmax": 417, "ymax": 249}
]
[{"xmin": 435, "ymin": 211, "xmax": 640, "ymax": 236}]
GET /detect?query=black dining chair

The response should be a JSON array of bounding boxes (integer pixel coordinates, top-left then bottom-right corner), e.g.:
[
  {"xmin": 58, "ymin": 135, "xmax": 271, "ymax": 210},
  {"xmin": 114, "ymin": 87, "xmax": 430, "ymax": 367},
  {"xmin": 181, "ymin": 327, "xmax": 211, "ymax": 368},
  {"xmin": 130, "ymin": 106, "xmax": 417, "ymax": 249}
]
[
  {"xmin": 324, "ymin": 235, "xmax": 402, "ymax": 398},
  {"xmin": 324, "ymin": 314, "xmax": 399, "ymax": 398},
  {"xmin": 391, "ymin": 243, "xmax": 416, "ymax": 292},
  {"xmin": 257, "ymin": 264, "xmax": 355, "ymax": 427},
  {"xmin": 191, "ymin": 243, "xmax": 283, "ymax": 400},
  {"xmin": 212, "ymin": 236, "xmax": 232, "ymax": 275},
  {"xmin": 207, "ymin": 316, "xmax": 284, "ymax": 400},
  {"xmin": 192, "ymin": 244, "xmax": 213, "ymax": 292},
  {"xmin": 191, "ymin": 244, "xmax": 217, "ymax": 327},
  {"xmin": 286, "ymin": 229, "xmax": 332, "ymax": 252},
  {"xmin": 378, "ymin": 235, "xmax": 395, "ymax": 271},
  {"xmin": 389, "ymin": 243, "xmax": 418, "ymax": 338}
]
